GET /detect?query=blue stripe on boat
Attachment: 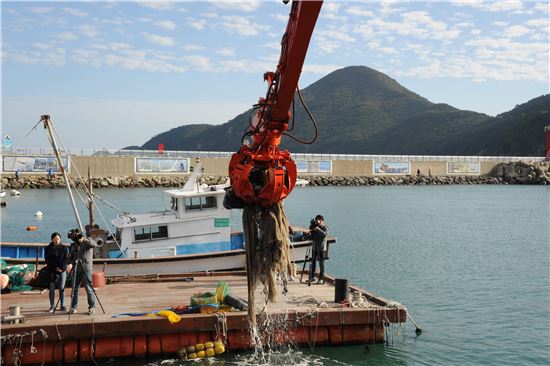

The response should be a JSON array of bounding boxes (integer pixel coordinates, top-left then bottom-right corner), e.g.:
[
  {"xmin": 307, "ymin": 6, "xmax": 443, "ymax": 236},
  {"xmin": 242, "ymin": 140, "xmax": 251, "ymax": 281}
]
[{"xmin": 176, "ymin": 241, "xmax": 232, "ymax": 255}]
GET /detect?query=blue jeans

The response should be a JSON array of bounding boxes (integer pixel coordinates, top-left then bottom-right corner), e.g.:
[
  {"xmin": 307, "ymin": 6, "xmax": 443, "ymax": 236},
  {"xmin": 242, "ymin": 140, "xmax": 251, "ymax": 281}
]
[
  {"xmin": 48, "ymin": 271, "xmax": 66, "ymax": 308},
  {"xmin": 70, "ymin": 268, "xmax": 95, "ymax": 310}
]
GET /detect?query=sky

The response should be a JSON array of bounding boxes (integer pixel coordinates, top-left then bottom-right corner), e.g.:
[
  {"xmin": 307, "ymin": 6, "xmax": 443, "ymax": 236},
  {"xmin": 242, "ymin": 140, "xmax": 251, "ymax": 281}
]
[{"xmin": 2, "ymin": 0, "xmax": 549, "ymax": 150}]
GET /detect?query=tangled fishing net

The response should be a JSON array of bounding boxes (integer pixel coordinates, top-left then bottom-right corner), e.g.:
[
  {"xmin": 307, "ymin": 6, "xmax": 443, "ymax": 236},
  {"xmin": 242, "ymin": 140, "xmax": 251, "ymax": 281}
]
[{"xmin": 242, "ymin": 202, "xmax": 291, "ymax": 325}]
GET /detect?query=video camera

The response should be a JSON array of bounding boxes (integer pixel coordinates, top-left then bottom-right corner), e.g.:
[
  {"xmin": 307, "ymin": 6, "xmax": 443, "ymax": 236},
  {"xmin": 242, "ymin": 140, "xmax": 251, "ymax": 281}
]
[
  {"xmin": 67, "ymin": 228, "xmax": 83, "ymax": 242},
  {"xmin": 309, "ymin": 218, "xmax": 320, "ymax": 230}
]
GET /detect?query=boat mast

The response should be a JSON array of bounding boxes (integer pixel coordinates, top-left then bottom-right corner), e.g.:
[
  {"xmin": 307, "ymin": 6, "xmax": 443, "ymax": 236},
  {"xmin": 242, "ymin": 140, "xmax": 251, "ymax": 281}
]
[
  {"xmin": 88, "ymin": 165, "xmax": 94, "ymax": 228},
  {"xmin": 41, "ymin": 115, "xmax": 84, "ymax": 232}
]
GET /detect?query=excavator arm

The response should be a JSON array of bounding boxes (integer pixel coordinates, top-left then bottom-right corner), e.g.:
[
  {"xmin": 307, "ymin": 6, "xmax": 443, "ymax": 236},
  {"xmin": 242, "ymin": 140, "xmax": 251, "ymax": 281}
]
[{"xmin": 228, "ymin": 0, "xmax": 323, "ymax": 208}]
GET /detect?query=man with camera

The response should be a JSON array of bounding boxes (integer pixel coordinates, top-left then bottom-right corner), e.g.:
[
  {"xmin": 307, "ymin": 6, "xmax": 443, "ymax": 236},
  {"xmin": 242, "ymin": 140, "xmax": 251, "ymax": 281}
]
[
  {"xmin": 68, "ymin": 229, "xmax": 98, "ymax": 315},
  {"xmin": 308, "ymin": 214, "xmax": 328, "ymax": 285}
]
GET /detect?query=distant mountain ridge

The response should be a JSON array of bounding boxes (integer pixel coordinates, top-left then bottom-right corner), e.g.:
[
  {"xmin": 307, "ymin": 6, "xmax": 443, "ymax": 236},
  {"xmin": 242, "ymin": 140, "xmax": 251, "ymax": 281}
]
[{"xmin": 136, "ymin": 66, "xmax": 549, "ymax": 156}]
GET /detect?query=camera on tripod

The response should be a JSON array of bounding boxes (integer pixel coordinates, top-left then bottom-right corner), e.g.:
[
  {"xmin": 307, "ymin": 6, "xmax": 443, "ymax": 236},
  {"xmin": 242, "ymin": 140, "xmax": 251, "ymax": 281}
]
[
  {"xmin": 309, "ymin": 218, "xmax": 320, "ymax": 230},
  {"xmin": 67, "ymin": 228, "xmax": 83, "ymax": 241}
]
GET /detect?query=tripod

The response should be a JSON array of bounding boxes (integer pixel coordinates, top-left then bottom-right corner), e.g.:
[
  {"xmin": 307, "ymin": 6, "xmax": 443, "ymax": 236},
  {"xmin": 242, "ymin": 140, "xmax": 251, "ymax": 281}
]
[
  {"xmin": 53, "ymin": 259, "xmax": 105, "ymax": 318},
  {"xmin": 299, "ymin": 244, "xmax": 312, "ymax": 286}
]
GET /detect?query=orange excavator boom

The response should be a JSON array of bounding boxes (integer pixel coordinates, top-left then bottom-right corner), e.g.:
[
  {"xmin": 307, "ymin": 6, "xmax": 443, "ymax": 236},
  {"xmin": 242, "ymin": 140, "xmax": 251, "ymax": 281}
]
[{"xmin": 227, "ymin": 0, "xmax": 323, "ymax": 208}]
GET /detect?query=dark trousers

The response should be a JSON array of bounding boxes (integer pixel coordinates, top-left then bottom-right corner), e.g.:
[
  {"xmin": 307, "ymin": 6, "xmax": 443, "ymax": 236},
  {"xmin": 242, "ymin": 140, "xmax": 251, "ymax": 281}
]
[{"xmin": 309, "ymin": 248, "xmax": 324, "ymax": 282}]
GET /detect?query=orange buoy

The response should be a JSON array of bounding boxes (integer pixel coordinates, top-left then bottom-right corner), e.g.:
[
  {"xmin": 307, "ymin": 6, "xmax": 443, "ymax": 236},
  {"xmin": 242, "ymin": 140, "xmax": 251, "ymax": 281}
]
[
  {"xmin": 26, "ymin": 225, "xmax": 38, "ymax": 231},
  {"xmin": 92, "ymin": 272, "xmax": 106, "ymax": 288}
]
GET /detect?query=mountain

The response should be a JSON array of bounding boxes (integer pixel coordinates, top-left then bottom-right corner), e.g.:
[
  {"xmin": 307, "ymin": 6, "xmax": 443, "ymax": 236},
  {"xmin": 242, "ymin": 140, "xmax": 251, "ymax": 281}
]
[
  {"xmin": 449, "ymin": 95, "xmax": 550, "ymax": 156},
  {"xmin": 138, "ymin": 66, "xmax": 548, "ymax": 156}
]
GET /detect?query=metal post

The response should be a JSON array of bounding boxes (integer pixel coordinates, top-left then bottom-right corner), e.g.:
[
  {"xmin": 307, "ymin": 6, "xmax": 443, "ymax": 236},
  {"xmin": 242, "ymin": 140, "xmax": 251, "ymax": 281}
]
[
  {"xmin": 88, "ymin": 166, "xmax": 94, "ymax": 228},
  {"xmin": 41, "ymin": 115, "xmax": 84, "ymax": 232}
]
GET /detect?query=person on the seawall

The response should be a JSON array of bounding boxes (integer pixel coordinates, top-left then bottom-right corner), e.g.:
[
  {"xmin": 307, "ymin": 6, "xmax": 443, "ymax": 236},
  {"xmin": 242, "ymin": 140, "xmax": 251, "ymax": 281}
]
[
  {"xmin": 45, "ymin": 232, "xmax": 69, "ymax": 313},
  {"xmin": 308, "ymin": 214, "xmax": 328, "ymax": 285},
  {"xmin": 69, "ymin": 232, "xmax": 98, "ymax": 315}
]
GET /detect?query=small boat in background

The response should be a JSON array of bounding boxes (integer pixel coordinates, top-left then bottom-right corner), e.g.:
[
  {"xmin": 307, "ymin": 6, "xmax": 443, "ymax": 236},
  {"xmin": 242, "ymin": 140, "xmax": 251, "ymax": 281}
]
[
  {"xmin": 295, "ymin": 178, "xmax": 310, "ymax": 187},
  {"xmin": 10, "ymin": 190, "xmax": 21, "ymax": 196}
]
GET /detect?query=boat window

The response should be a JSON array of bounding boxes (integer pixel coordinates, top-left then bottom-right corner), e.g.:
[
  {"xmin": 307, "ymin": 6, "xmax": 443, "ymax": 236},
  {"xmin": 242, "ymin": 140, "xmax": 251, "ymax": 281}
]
[
  {"xmin": 185, "ymin": 197, "xmax": 202, "ymax": 210},
  {"xmin": 133, "ymin": 225, "xmax": 168, "ymax": 242},
  {"xmin": 151, "ymin": 225, "xmax": 168, "ymax": 239},
  {"xmin": 134, "ymin": 226, "xmax": 151, "ymax": 242},
  {"xmin": 184, "ymin": 195, "xmax": 217, "ymax": 211},
  {"xmin": 201, "ymin": 196, "xmax": 217, "ymax": 209},
  {"xmin": 170, "ymin": 197, "xmax": 178, "ymax": 211}
]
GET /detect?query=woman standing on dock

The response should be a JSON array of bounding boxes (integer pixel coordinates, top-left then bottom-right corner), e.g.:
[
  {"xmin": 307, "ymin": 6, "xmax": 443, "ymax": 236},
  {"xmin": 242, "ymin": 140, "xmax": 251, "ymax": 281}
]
[{"xmin": 45, "ymin": 232, "xmax": 69, "ymax": 313}]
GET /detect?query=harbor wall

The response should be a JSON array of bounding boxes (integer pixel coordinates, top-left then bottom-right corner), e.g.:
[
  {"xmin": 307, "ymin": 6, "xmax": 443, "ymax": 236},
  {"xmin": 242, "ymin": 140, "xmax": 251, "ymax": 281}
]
[
  {"xmin": 2, "ymin": 155, "xmax": 549, "ymax": 188},
  {"xmin": 65, "ymin": 156, "xmax": 546, "ymax": 177}
]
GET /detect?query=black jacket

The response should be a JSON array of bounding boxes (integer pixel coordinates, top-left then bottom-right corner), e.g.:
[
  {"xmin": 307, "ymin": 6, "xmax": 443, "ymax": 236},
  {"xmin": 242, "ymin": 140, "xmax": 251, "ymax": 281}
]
[
  {"xmin": 311, "ymin": 224, "xmax": 328, "ymax": 251},
  {"xmin": 45, "ymin": 243, "xmax": 69, "ymax": 273}
]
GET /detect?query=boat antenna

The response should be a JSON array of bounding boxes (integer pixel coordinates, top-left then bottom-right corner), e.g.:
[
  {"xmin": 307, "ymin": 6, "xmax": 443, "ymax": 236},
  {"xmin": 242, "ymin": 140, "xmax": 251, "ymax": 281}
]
[{"xmin": 40, "ymin": 115, "xmax": 84, "ymax": 232}]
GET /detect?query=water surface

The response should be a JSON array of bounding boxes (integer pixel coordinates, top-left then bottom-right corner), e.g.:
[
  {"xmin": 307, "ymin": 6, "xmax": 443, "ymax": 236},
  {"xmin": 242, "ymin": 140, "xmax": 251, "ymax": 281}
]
[{"xmin": 1, "ymin": 185, "xmax": 548, "ymax": 365}]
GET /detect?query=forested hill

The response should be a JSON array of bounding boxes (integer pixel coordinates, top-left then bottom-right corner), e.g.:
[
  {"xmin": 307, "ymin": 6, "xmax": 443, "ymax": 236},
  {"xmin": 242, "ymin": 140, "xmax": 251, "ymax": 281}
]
[{"xmin": 136, "ymin": 66, "xmax": 549, "ymax": 156}]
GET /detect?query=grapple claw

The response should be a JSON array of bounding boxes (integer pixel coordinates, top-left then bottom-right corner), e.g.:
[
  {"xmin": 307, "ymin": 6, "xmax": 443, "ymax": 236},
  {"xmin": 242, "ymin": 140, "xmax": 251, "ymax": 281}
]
[{"xmin": 228, "ymin": 146, "xmax": 296, "ymax": 207}]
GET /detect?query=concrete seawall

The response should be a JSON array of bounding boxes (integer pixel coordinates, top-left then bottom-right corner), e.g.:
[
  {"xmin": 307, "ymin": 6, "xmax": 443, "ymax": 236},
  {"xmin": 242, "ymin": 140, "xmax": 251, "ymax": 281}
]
[{"xmin": 2, "ymin": 162, "xmax": 549, "ymax": 189}]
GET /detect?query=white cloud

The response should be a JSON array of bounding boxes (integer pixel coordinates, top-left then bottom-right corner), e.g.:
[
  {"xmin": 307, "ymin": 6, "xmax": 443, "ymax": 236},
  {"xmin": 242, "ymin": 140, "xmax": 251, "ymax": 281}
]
[
  {"xmin": 220, "ymin": 16, "xmax": 269, "ymax": 36},
  {"xmin": 503, "ymin": 25, "xmax": 530, "ymax": 38},
  {"xmin": 29, "ymin": 7, "xmax": 52, "ymax": 14},
  {"xmin": 77, "ymin": 25, "xmax": 99, "ymax": 38},
  {"xmin": 5, "ymin": 48, "xmax": 65, "ymax": 66},
  {"xmin": 63, "ymin": 7, "xmax": 87, "ymax": 17},
  {"xmin": 202, "ymin": 12, "xmax": 219, "ymax": 18},
  {"xmin": 155, "ymin": 20, "xmax": 176, "ymax": 31},
  {"xmin": 183, "ymin": 55, "xmax": 212, "ymax": 71},
  {"xmin": 188, "ymin": 19, "xmax": 207, "ymax": 30},
  {"xmin": 73, "ymin": 46, "xmax": 187, "ymax": 73},
  {"xmin": 533, "ymin": 2, "xmax": 548, "ymax": 13},
  {"xmin": 526, "ymin": 18, "xmax": 549, "ymax": 28},
  {"xmin": 142, "ymin": 33, "xmax": 176, "ymax": 47},
  {"xmin": 471, "ymin": 29, "xmax": 482, "ymax": 35},
  {"xmin": 323, "ymin": 3, "xmax": 341, "ymax": 14},
  {"xmin": 493, "ymin": 21, "xmax": 508, "ymax": 27},
  {"xmin": 183, "ymin": 44, "xmax": 206, "ymax": 52},
  {"xmin": 450, "ymin": 0, "xmax": 524, "ymax": 12},
  {"xmin": 212, "ymin": 1, "xmax": 261, "ymax": 13},
  {"xmin": 346, "ymin": 6, "xmax": 373, "ymax": 17},
  {"xmin": 56, "ymin": 32, "xmax": 78, "ymax": 41},
  {"xmin": 380, "ymin": 2, "xmax": 405, "ymax": 15},
  {"xmin": 216, "ymin": 48, "xmax": 235, "ymax": 57},
  {"xmin": 380, "ymin": 47, "xmax": 398, "ymax": 55},
  {"xmin": 302, "ymin": 64, "xmax": 341, "ymax": 75},
  {"xmin": 315, "ymin": 25, "xmax": 355, "ymax": 54},
  {"xmin": 110, "ymin": 42, "xmax": 131, "ymax": 51},
  {"xmin": 317, "ymin": 42, "xmax": 340, "ymax": 54},
  {"xmin": 139, "ymin": 2, "xmax": 176, "ymax": 11},
  {"xmin": 261, "ymin": 42, "xmax": 280, "ymax": 50},
  {"xmin": 34, "ymin": 42, "xmax": 55, "ymax": 50},
  {"xmin": 272, "ymin": 14, "xmax": 287, "ymax": 22}
]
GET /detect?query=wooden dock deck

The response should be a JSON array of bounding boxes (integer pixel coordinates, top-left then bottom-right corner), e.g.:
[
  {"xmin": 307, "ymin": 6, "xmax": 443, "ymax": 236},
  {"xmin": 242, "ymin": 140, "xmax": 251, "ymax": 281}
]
[{"xmin": 1, "ymin": 272, "xmax": 407, "ymax": 365}]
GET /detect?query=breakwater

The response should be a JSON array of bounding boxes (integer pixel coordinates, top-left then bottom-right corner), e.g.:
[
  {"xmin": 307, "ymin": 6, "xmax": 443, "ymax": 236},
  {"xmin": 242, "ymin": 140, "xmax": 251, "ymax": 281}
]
[{"xmin": 2, "ymin": 162, "xmax": 548, "ymax": 189}]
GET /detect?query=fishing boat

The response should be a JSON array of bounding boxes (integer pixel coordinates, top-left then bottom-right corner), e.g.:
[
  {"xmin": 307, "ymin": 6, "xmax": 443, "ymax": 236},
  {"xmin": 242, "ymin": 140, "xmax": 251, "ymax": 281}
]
[{"xmin": 0, "ymin": 164, "xmax": 335, "ymax": 276}]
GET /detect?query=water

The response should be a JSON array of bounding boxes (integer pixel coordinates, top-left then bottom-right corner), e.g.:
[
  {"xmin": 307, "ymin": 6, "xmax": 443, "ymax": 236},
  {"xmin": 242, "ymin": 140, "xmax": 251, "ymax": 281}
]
[{"xmin": 1, "ymin": 186, "xmax": 549, "ymax": 365}]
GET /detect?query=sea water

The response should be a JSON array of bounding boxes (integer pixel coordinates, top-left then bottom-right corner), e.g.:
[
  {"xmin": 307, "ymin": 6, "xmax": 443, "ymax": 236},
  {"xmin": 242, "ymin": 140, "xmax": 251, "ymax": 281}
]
[{"xmin": 1, "ymin": 185, "xmax": 548, "ymax": 365}]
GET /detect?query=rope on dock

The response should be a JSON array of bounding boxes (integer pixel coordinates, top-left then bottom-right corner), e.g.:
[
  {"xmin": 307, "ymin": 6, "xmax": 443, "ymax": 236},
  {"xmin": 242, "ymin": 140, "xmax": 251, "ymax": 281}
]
[
  {"xmin": 214, "ymin": 312, "xmax": 228, "ymax": 344},
  {"xmin": 0, "ymin": 329, "xmax": 49, "ymax": 366}
]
